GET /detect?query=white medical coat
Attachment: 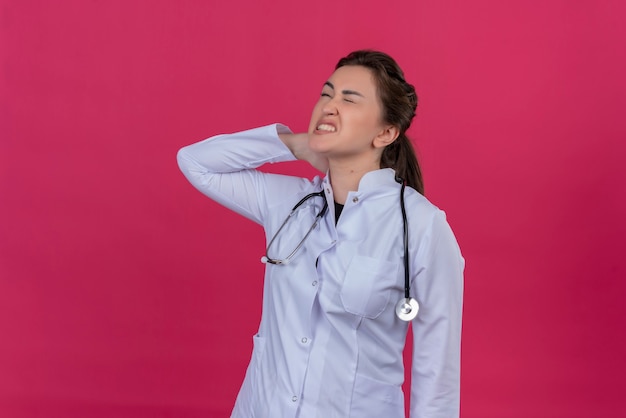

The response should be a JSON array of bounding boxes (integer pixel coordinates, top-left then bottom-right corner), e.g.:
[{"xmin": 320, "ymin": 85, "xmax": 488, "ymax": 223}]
[{"xmin": 177, "ymin": 124, "xmax": 464, "ymax": 418}]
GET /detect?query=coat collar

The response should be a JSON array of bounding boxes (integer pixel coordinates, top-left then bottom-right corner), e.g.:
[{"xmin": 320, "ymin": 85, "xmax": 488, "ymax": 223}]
[{"xmin": 322, "ymin": 168, "xmax": 399, "ymax": 192}]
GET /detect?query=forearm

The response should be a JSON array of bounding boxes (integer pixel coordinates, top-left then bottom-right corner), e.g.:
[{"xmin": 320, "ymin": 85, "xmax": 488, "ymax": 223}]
[
  {"xmin": 176, "ymin": 123, "xmax": 299, "ymax": 224},
  {"xmin": 178, "ymin": 124, "xmax": 295, "ymax": 177}
]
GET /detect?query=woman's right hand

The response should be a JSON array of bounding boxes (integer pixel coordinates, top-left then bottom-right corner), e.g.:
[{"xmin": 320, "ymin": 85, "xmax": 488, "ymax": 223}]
[{"xmin": 279, "ymin": 133, "xmax": 329, "ymax": 173}]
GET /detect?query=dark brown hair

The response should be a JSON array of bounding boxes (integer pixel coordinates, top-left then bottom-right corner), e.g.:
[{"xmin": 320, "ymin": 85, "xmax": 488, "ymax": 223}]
[{"xmin": 336, "ymin": 50, "xmax": 424, "ymax": 195}]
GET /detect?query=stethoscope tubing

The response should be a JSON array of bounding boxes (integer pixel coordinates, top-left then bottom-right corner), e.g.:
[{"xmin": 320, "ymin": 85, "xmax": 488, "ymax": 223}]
[
  {"xmin": 399, "ymin": 179, "xmax": 410, "ymax": 299},
  {"xmin": 262, "ymin": 191, "xmax": 328, "ymax": 265},
  {"xmin": 261, "ymin": 181, "xmax": 419, "ymax": 320}
]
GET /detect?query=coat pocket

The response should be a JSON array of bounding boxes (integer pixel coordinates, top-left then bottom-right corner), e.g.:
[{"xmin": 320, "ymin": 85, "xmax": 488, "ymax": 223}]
[
  {"xmin": 350, "ymin": 373, "xmax": 405, "ymax": 418},
  {"xmin": 340, "ymin": 255, "xmax": 399, "ymax": 319}
]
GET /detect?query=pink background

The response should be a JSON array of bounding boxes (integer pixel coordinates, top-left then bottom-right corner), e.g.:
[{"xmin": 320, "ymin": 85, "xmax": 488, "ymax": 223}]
[{"xmin": 2, "ymin": 1, "xmax": 625, "ymax": 417}]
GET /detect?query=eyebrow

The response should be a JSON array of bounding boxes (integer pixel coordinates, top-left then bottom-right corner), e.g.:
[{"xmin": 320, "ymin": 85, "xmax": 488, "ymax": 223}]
[{"xmin": 324, "ymin": 81, "xmax": 365, "ymax": 97}]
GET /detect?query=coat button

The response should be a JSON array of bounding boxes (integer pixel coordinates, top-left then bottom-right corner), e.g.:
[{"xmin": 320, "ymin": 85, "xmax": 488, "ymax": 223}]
[
  {"xmin": 301, "ymin": 337, "xmax": 308, "ymax": 343},
  {"xmin": 352, "ymin": 197, "xmax": 359, "ymax": 203},
  {"xmin": 292, "ymin": 395, "xmax": 298, "ymax": 402}
]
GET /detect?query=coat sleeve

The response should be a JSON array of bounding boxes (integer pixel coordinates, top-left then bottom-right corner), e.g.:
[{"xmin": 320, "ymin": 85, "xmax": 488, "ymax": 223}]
[
  {"xmin": 176, "ymin": 123, "xmax": 312, "ymax": 225},
  {"xmin": 410, "ymin": 210, "xmax": 465, "ymax": 418}
]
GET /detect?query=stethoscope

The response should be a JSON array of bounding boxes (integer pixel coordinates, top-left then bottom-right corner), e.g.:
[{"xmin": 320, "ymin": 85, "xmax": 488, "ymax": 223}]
[{"xmin": 260, "ymin": 178, "xmax": 419, "ymax": 321}]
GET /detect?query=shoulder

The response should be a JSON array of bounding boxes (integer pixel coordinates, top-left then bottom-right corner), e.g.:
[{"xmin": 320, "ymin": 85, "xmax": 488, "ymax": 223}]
[
  {"xmin": 403, "ymin": 187, "xmax": 460, "ymax": 249},
  {"xmin": 404, "ymin": 187, "xmax": 445, "ymax": 221}
]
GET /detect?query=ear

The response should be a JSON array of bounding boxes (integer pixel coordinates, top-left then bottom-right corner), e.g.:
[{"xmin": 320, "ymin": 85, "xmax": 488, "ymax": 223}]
[{"xmin": 373, "ymin": 125, "xmax": 399, "ymax": 149}]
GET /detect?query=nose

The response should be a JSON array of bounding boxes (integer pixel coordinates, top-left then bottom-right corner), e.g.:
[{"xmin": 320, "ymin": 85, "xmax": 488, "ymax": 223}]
[{"xmin": 321, "ymin": 98, "xmax": 338, "ymax": 116}]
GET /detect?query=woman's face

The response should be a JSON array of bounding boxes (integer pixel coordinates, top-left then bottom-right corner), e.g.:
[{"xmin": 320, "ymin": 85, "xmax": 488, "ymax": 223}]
[{"xmin": 308, "ymin": 65, "xmax": 388, "ymax": 162}]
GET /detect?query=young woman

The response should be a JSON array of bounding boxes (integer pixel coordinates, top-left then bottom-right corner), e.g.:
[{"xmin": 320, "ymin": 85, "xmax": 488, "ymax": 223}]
[{"xmin": 177, "ymin": 50, "xmax": 464, "ymax": 418}]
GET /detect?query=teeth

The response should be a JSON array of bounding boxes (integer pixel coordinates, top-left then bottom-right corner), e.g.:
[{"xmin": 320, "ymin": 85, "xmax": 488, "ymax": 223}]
[{"xmin": 317, "ymin": 124, "xmax": 336, "ymax": 132}]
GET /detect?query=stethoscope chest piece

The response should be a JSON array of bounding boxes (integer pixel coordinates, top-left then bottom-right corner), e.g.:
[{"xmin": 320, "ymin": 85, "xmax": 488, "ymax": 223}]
[{"xmin": 395, "ymin": 297, "xmax": 419, "ymax": 321}]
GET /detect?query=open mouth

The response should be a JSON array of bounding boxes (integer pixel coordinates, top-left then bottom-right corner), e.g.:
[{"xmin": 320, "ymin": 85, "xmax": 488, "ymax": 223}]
[{"xmin": 316, "ymin": 123, "xmax": 336, "ymax": 132}]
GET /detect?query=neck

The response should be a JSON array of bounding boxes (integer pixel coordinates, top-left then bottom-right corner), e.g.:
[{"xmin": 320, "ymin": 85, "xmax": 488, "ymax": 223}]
[{"xmin": 328, "ymin": 158, "xmax": 380, "ymax": 204}]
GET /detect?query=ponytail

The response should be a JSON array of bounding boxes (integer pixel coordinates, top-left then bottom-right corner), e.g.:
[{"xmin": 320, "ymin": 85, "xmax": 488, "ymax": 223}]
[{"xmin": 381, "ymin": 133, "xmax": 424, "ymax": 195}]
